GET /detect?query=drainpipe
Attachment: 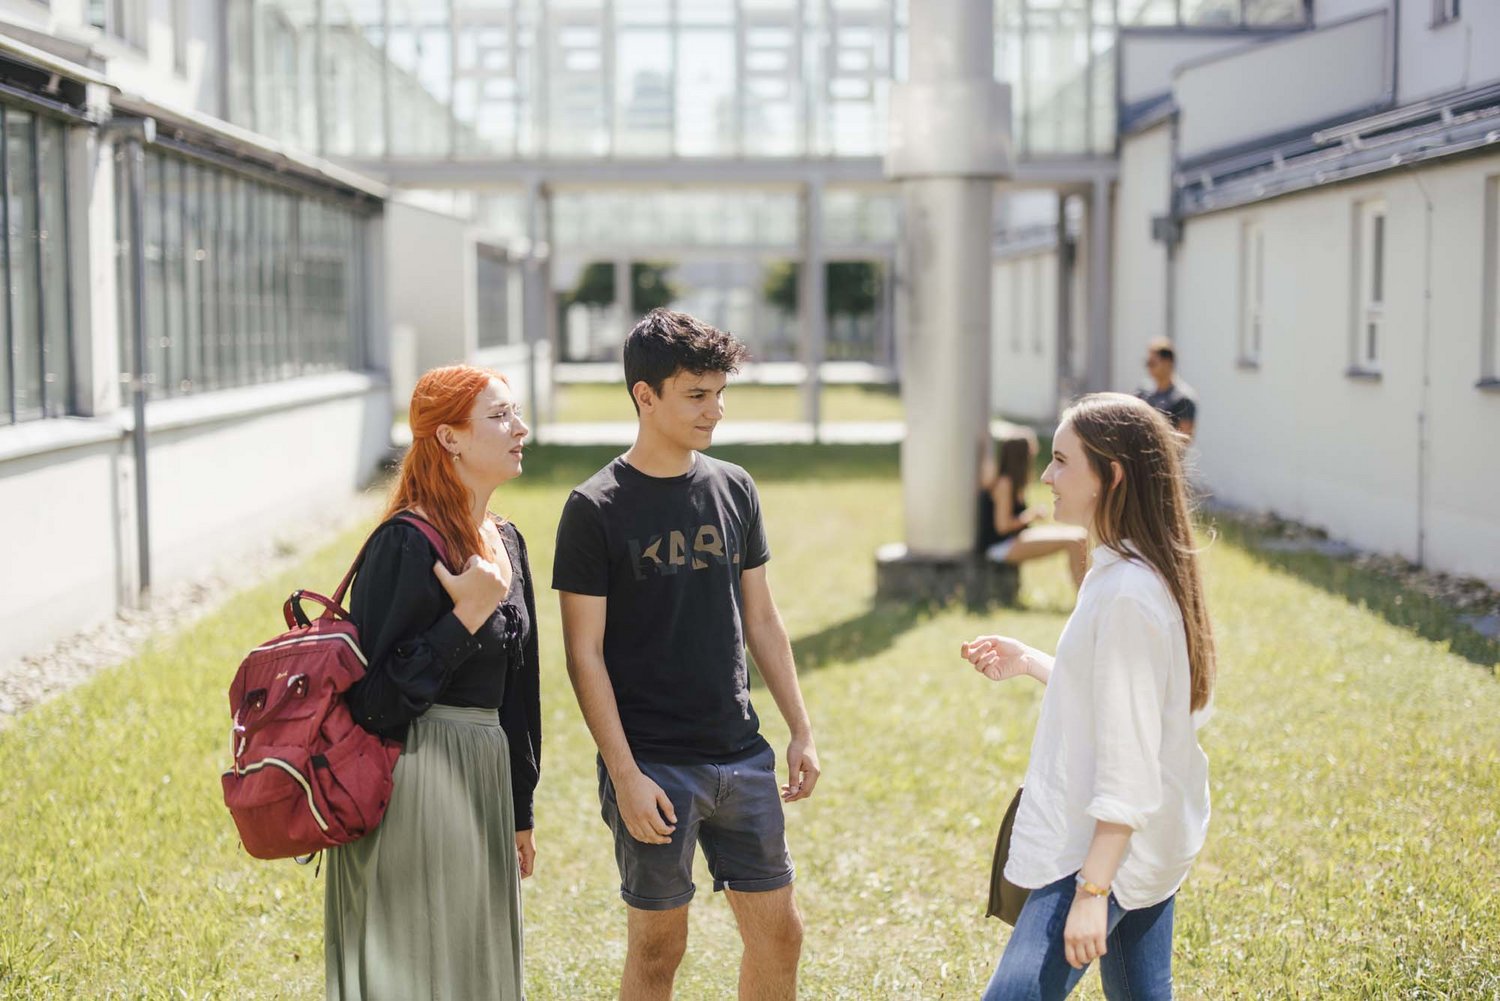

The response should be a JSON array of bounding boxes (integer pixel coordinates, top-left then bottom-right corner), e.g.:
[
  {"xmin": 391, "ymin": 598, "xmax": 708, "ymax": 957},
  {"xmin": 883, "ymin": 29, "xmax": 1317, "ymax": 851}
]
[
  {"xmin": 1406, "ymin": 164, "xmax": 1433, "ymax": 567},
  {"xmin": 110, "ymin": 116, "xmax": 157, "ymax": 603}
]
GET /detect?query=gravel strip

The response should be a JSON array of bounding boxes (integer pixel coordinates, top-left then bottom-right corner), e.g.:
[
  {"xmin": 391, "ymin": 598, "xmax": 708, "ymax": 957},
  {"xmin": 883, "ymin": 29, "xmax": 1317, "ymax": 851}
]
[
  {"xmin": 1207, "ymin": 504, "xmax": 1500, "ymax": 630},
  {"xmin": 0, "ymin": 490, "xmax": 387, "ymax": 730}
]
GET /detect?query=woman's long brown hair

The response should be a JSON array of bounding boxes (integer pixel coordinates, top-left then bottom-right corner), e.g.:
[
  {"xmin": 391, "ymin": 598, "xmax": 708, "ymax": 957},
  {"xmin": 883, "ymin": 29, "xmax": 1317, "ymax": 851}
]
[
  {"xmin": 1066, "ymin": 393, "xmax": 1216, "ymax": 712},
  {"xmin": 383, "ymin": 365, "xmax": 507, "ymax": 567}
]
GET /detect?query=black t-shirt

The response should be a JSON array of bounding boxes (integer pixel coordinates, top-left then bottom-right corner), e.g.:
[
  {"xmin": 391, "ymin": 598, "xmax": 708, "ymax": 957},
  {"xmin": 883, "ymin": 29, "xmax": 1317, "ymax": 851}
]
[
  {"xmin": 1136, "ymin": 381, "xmax": 1197, "ymax": 429},
  {"xmin": 551, "ymin": 454, "xmax": 771, "ymax": 765}
]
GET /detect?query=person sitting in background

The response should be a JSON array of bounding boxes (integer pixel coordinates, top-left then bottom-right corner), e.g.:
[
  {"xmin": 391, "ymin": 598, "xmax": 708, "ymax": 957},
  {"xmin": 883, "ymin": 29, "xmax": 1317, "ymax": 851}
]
[
  {"xmin": 978, "ymin": 430, "xmax": 1088, "ymax": 591},
  {"xmin": 1136, "ymin": 339, "xmax": 1197, "ymax": 440}
]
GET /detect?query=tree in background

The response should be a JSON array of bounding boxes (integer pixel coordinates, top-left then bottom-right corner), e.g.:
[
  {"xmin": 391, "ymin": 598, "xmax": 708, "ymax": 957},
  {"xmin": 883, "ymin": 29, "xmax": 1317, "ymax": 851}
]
[
  {"xmin": 761, "ymin": 260, "xmax": 882, "ymax": 319},
  {"xmin": 562, "ymin": 261, "xmax": 679, "ymax": 313}
]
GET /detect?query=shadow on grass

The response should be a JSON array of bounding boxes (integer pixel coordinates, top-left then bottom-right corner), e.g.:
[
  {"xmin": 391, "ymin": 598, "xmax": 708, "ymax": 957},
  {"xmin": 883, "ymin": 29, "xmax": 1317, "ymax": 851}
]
[
  {"xmin": 1212, "ymin": 518, "xmax": 1498, "ymax": 671},
  {"xmin": 786, "ymin": 601, "xmax": 927, "ymax": 673},
  {"xmin": 517, "ymin": 443, "xmax": 900, "ymax": 486}
]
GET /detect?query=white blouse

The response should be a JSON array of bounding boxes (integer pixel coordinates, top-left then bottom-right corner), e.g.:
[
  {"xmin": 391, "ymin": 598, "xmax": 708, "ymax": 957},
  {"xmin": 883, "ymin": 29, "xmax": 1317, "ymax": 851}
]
[{"xmin": 1004, "ymin": 543, "xmax": 1212, "ymax": 911}]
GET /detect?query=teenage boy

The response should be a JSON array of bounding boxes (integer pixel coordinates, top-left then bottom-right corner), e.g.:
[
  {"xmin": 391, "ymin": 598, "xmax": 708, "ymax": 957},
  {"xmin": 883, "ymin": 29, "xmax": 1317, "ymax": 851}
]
[{"xmin": 553, "ymin": 309, "xmax": 820, "ymax": 1001}]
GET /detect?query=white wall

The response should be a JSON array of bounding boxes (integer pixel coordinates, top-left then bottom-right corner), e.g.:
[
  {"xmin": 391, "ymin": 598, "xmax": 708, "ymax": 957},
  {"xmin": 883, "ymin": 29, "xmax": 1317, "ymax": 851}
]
[
  {"xmin": 1111, "ymin": 122, "xmax": 1172, "ymax": 394},
  {"xmin": 1173, "ymin": 153, "xmax": 1500, "ymax": 586},
  {"xmin": 0, "ymin": 376, "xmax": 390, "ymax": 665},
  {"xmin": 386, "ymin": 201, "xmax": 477, "ymax": 402},
  {"xmin": 1119, "ymin": 32, "xmax": 1264, "ymax": 109},
  {"xmin": 1395, "ymin": 0, "xmax": 1500, "ymax": 104},
  {"xmin": 1174, "ymin": 11, "xmax": 1389, "ymax": 160},
  {"xmin": 0, "ymin": 434, "xmax": 123, "ymax": 666},
  {"xmin": 140, "ymin": 378, "xmax": 391, "ymax": 585},
  {"xmin": 990, "ymin": 250, "xmax": 1059, "ymax": 423}
]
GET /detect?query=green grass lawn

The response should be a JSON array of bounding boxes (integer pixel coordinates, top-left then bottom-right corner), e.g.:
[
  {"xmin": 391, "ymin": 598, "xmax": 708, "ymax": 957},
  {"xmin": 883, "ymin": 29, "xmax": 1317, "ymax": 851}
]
[
  {"xmin": 1, "ymin": 445, "xmax": 1496, "ymax": 999},
  {"xmin": 552, "ymin": 382, "xmax": 906, "ymax": 424}
]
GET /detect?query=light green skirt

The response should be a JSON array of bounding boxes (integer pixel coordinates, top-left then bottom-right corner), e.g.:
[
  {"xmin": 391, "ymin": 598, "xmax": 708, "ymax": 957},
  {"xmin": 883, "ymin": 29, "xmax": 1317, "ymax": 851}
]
[{"xmin": 325, "ymin": 705, "xmax": 524, "ymax": 1000}]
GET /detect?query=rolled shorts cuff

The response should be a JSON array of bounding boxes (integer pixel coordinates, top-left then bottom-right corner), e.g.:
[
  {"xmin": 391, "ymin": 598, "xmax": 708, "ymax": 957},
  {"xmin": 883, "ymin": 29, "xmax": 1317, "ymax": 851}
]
[
  {"xmin": 621, "ymin": 884, "xmax": 697, "ymax": 911},
  {"xmin": 713, "ymin": 866, "xmax": 795, "ymax": 894}
]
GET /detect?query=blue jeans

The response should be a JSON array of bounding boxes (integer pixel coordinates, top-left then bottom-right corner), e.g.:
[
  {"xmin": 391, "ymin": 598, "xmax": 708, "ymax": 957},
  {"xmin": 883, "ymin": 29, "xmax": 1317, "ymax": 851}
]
[{"xmin": 981, "ymin": 873, "xmax": 1175, "ymax": 1001}]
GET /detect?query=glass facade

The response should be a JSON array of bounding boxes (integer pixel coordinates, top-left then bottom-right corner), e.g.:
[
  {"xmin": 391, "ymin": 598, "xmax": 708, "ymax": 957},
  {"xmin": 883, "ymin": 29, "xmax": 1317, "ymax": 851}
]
[
  {"xmin": 116, "ymin": 148, "xmax": 369, "ymax": 400},
  {"xmin": 553, "ymin": 189, "xmax": 801, "ymax": 248},
  {"xmin": 230, "ymin": 0, "xmax": 1311, "ymax": 163},
  {"xmin": 1, "ymin": 107, "xmax": 72, "ymax": 426}
]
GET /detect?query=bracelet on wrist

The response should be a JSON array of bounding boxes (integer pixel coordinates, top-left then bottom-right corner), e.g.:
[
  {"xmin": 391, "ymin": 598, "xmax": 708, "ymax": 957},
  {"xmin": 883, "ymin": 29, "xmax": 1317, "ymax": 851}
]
[{"xmin": 1074, "ymin": 874, "xmax": 1110, "ymax": 898}]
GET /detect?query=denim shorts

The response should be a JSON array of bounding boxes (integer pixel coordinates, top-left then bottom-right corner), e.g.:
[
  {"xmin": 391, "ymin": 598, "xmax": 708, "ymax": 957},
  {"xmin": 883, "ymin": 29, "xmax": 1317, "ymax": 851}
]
[{"xmin": 597, "ymin": 743, "xmax": 795, "ymax": 911}]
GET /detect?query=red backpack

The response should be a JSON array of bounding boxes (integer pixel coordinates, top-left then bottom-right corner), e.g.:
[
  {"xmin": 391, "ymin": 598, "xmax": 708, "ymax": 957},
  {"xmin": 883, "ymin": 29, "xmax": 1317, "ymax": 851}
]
[{"xmin": 221, "ymin": 514, "xmax": 451, "ymax": 860}]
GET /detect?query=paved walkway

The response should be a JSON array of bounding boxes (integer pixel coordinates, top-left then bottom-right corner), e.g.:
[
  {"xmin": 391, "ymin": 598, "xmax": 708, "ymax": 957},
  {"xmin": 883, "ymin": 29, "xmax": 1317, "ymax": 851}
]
[
  {"xmin": 534, "ymin": 420, "xmax": 909, "ymax": 446},
  {"xmin": 396, "ymin": 419, "xmax": 1028, "ymax": 448}
]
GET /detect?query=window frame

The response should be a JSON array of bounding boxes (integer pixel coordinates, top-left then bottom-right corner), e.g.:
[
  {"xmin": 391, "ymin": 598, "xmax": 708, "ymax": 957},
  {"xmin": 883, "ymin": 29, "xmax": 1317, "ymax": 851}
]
[
  {"xmin": 0, "ymin": 106, "xmax": 75, "ymax": 426},
  {"xmin": 116, "ymin": 146, "xmax": 373, "ymax": 402},
  {"xmin": 1349, "ymin": 198, "xmax": 1387, "ymax": 379},
  {"xmin": 1239, "ymin": 218, "xmax": 1265, "ymax": 368},
  {"xmin": 90, "ymin": 0, "xmax": 149, "ymax": 50}
]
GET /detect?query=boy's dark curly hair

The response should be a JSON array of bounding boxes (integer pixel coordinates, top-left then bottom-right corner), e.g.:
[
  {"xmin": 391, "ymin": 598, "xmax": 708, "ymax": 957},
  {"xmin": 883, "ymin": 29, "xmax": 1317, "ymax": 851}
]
[{"xmin": 623, "ymin": 308, "xmax": 748, "ymax": 413}]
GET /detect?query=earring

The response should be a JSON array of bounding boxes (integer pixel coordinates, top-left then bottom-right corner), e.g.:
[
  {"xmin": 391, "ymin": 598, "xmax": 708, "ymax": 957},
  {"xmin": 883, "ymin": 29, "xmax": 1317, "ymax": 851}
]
[{"xmin": 451, "ymin": 451, "xmax": 460, "ymax": 463}]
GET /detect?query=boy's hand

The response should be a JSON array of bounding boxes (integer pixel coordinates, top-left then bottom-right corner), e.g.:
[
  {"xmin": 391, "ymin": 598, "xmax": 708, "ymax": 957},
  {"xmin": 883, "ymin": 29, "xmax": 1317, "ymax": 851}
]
[
  {"xmin": 615, "ymin": 769, "xmax": 677, "ymax": 844},
  {"xmin": 783, "ymin": 737, "xmax": 821, "ymax": 802}
]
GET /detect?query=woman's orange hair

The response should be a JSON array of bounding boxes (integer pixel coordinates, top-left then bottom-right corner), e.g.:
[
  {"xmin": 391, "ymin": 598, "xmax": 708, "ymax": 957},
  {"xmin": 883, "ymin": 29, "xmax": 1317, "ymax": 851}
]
[{"xmin": 383, "ymin": 365, "xmax": 509, "ymax": 567}]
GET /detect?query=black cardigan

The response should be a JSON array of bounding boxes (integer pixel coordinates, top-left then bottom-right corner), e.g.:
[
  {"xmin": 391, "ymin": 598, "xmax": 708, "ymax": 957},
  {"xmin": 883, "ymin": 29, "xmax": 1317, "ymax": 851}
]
[{"xmin": 344, "ymin": 516, "xmax": 542, "ymax": 831}]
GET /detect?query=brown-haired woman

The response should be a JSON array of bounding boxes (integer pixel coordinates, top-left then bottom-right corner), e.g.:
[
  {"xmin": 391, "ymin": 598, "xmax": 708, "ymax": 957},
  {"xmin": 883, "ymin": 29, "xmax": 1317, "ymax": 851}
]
[
  {"xmin": 978, "ymin": 430, "xmax": 1089, "ymax": 590},
  {"xmin": 962, "ymin": 393, "xmax": 1215, "ymax": 1001},
  {"xmin": 326, "ymin": 365, "xmax": 540, "ymax": 1000}
]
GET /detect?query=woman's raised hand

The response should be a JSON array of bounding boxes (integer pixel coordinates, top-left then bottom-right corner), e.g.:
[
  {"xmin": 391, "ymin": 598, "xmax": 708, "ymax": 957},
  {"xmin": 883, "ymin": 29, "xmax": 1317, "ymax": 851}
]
[
  {"xmin": 960, "ymin": 634, "xmax": 1036, "ymax": 682},
  {"xmin": 435, "ymin": 554, "xmax": 510, "ymax": 633}
]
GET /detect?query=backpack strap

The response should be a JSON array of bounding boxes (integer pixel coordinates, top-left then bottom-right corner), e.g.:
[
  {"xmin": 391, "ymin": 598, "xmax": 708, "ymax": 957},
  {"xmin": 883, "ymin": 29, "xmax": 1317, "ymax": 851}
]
[{"xmin": 323, "ymin": 513, "xmax": 456, "ymax": 614}]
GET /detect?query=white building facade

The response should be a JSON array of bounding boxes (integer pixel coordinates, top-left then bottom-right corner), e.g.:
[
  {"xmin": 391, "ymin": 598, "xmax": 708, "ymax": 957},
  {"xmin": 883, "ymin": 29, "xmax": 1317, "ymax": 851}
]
[
  {"xmin": 0, "ymin": 2, "xmax": 394, "ymax": 664},
  {"xmin": 989, "ymin": 0, "xmax": 1500, "ymax": 586},
  {"xmin": 1149, "ymin": 0, "xmax": 1499, "ymax": 585}
]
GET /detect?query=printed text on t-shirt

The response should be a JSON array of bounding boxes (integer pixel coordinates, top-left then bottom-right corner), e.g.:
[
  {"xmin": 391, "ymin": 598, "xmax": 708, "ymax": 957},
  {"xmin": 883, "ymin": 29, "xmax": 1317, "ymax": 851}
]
[{"xmin": 627, "ymin": 523, "xmax": 744, "ymax": 580}]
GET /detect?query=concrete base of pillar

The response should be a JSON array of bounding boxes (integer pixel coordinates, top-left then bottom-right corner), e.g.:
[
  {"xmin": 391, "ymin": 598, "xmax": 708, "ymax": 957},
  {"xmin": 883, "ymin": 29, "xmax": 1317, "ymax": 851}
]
[{"xmin": 874, "ymin": 543, "xmax": 1020, "ymax": 608}]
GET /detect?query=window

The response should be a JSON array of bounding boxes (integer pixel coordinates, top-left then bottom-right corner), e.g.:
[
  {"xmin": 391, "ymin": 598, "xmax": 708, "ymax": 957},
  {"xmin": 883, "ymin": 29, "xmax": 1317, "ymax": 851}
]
[
  {"xmin": 1, "ymin": 108, "xmax": 73, "ymax": 426},
  {"xmin": 1009, "ymin": 264, "xmax": 1023, "ymax": 353},
  {"xmin": 173, "ymin": 0, "xmax": 189, "ymax": 73},
  {"xmin": 1353, "ymin": 200, "xmax": 1386, "ymax": 374},
  {"xmin": 89, "ymin": 0, "xmax": 146, "ymax": 47},
  {"xmin": 476, "ymin": 246, "xmax": 517, "ymax": 349},
  {"xmin": 116, "ymin": 148, "xmax": 369, "ymax": 400},
  {"xmin": 1433, "ymin": 0, "xmax": 1460, "ymax": 26},
  {"xmin": 1032, "ymin": 256, "xmax": 1047, "ymax": 356},
  {"xmin": 1240, "ymin": 220, "xmax": 1265, "ymax": 366}
]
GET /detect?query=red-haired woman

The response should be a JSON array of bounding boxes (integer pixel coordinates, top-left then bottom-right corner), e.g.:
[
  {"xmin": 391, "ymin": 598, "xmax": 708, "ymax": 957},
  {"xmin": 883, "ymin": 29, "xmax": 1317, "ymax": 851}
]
[{"xmin": 325, "ymin": 366, "xmax": 540, "ymax": 1000}]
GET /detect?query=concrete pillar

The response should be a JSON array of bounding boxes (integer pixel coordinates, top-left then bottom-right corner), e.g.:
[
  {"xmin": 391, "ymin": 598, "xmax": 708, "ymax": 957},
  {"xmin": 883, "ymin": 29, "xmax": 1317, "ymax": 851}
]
[
  {"xmin": 77, "ymin": 112, "xmax": 121, "ymax": 417},
  {"xmin": 799, "ymin": 179, "xmax": 825, "ymax": 438},
  {"xmin": 523, "ymin": 179, "xmax": 554, "ymax": 428},
  {"xmin": 879, "ymin": 0, "xmax": 1013, "ymax": 603},
  {"xmin": 897, "ymin": 178, "xmax": 993, "ymax": 555},
  {"xmin": 1086, "ymin": 176, "xmax": 1113, "ymax": 393},
  {"xmin": 1055, "ymin": 193, "xmax": 1076, "ymax": 413},
  {"xmin": 883, "ymin": 4, "xmax": 1010, "ymax": 544}
]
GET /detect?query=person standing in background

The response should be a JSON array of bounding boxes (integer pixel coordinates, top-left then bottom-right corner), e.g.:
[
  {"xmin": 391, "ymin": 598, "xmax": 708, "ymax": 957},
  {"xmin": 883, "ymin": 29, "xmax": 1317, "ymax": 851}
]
[{"xmin": 1136, "ymin": 339, "xmax": 1197, "ymax": 440}]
